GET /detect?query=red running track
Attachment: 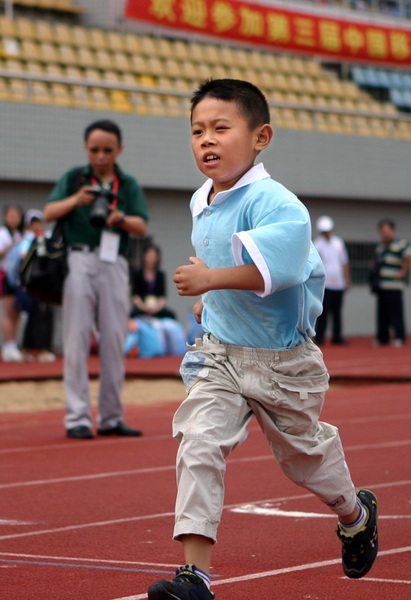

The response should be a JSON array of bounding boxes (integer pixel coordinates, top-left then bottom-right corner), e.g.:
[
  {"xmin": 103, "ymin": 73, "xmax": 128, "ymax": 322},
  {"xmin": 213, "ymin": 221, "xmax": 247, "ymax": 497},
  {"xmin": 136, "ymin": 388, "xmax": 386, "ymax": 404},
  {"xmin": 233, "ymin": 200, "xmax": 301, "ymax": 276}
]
[{"xmin": 1, "ymin": 375, "xmax": 410, "ymax": 600}]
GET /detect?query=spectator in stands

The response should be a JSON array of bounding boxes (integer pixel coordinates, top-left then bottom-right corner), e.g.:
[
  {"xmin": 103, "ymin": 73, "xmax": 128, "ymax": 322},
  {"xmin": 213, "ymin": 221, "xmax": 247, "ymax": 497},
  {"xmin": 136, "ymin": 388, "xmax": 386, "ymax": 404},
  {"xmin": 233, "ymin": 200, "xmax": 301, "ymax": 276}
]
[
  {"xmin": 0, "ymin": 204, "xmax": 24, "ymax": 362},
  {"xmin": 130, "ymin": 243, "xmax": 177, "ymax": 319},
  {"xmin": 313, "ymin": 215, "xmax": 350, "ymax": 345},
  {"xmin": 19, "ymin": 210, "xmax": 56, "ymax": 363},
  {"xmin": 44, "ymin": 119, "xmax": 148, "ymax": 439},
  {"xmin": 372, "ymin": 219, "xmax": 411, "ymax": 347},
  {"xmin": 147, "ymin": 79, "xmax": 378, "ymax": 600}
]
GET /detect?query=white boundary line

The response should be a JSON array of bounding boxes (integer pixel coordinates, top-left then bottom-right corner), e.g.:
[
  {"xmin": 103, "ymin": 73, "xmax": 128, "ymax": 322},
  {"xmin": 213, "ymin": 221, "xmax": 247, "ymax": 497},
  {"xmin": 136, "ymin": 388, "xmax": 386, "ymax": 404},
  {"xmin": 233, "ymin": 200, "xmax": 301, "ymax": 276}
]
[
  {"xmin": 1, "ymin": 478, "xmax": 410, "ymax": 541},
  {"xmin": 1, "ymin": 439, "xmax": 410, "ymax": 491},
  {"xmin": 111, "ymin": 546, "xmax": 411, "ymax": 600}
]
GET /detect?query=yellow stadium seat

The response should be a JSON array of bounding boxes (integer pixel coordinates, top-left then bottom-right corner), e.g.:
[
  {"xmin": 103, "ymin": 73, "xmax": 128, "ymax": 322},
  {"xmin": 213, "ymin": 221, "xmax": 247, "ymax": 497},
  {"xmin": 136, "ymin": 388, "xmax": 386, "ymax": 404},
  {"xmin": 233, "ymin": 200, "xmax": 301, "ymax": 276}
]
[
  {"xmin": 30, "ymin": 80, "xmax": 51, "ymax": 104},
  {"xmin": 4, "ymin": 58, "xmax": 24, "ymax": 72},
  {"xmin": 89, "ymin": 28, "xmax": 108, "ymax": 51},
  {"xmin": 145, "ymin": 93, "xmax": 168, "ymax": 116},
  {"xmin": 146, "ymin": 56, "xmax": 166, "ymax": 77},
  {"xmin": 110, "ymin": 90, "xmax": 133, "ymax": 112},
  {"xmin": 107, "ymin": 31, "xmax": 125, "ymax": 53},
  {"xmin": 45, "ymin": 63, "xmax": 64, "ymax": 77},
  {"xmin": 340, "ymin": 114, "xmax": 355, "ymax": 135},
  {"xmin": 15, "ymin": 18, "xmax": 36, "ymax": 40},
  {"xmin": 9, "ymin": 77, "xmax": 27, "ymax": 101},
  {"xmin": 164, "ymin": 95, "xmax": 185, "ymax": 117},
  {"xmin": 39, "ymin": 42, "xmax": 60, "ymax": 64},
  {"xmin": 137, "ymin": 73, "xmax": 156, "ymax": 88},
  {"xmin": 354, "ymin": 116, "xmax": 373, "ymax": 136},
  {"xmin": 248, "ymin": 50, "xmax": 265, "ymax": 70},
  {"xmin": 164, "ymin": 58, "xmax": 183, "ymax": 79},
  {"xmin": 72, "ymin": 26, "xmax": 90, "ymax": 48},
  {"xmin": 20, "ymin": 40, "xmax": 41, "ymax": 61},
  {"xmin": 103, "ymin": 70, "xmax": 121, "ymax": 84},
  {"xmin": 157, "ymin": 37, "xmax": 173, "ymax": 59},
  {"xmin": 394, "ymin": 120, "xmax": 411, "ymax": 140},
  {"xmin": 94, "ymin": 49, "xmax": 114, "ymax": 71},
  {"xmin": 130, "ymin": 54, "xmax": 149, "ymax": 75},
  {"xmin": 296, "ymin": 109, "xmax": 314, "ymax": 130},
  {"xmin": 49, "ymin": 83, "xmax": 73, "ymax": 106},
  {"xmin": 139, "ymin": 35, "xmax": 159, "ymax": 57},
  {"xmin": 26, "ymin": 60, "xmax": 44, "ymax": 74},
  {"xmin": 58, "ymin": 45, "xmax": 79, "ymax": 67},
  {"xmin": 34, "ymin": 21, "xmax": 55, "ymax": 43},
  {"xmin": 86, "ymin": 86, "xmax": 111, "ymax": 111},
  {"xmin": 112, "ymin": 52, "xmax": 131, "ymax": 73},
  {"xmin": 65, "ymin": 65, "xmax": 83, "ymax": 80},
  {"xmin": 77, "ymin": 48, "xmax": 97, "ymax": 69},
  {"xmin": 121, "ymin": 72, "xmax": 138, "ymax": 86},
  {"xmin": 0, "ymin": 16, "xmax": 17, "ymax": 37},
  {"xmin": 173, "ymin": 40, "xmax": 189, "ymax": 61},
  {"xmin": 0, "ymin": 78, "xmax": 13, "ymax": 101},
  {"xmin": 234, "ymin": 48, "xmax": 251, "ymax": 68},
  {"xmin": 54, "ymin": 23, "xmax": 74, "ymax": 46},
  {"xmin": 220, "ymin": 46, "xmax": 235, "ymax": 67},
  {"xmin": 84, "ymin": 68, "xmax": 101, "ymax": 82},
  {"xmin": 275, "ymin": 107, "xmax": 300, "ymax": 129},
  {"xmin": 124, "ymin": 33, "xmax": 141, "ymax": 55}
]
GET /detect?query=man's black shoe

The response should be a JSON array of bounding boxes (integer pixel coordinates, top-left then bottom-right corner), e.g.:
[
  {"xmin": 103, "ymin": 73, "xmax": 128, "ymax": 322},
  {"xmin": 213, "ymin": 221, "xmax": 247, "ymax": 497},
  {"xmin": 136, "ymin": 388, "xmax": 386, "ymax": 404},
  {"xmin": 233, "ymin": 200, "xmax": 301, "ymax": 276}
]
[
  {"xmin": 148, "ymin": 565, "xmax": 215, "ymax": 600},
  {"xmin": 97, "ymin": 421, "xmax": 143, "ymax": 437},
  {"xmin": 66, "ymin": 425, "xmax": 94, "ymax": 439},
  {"xmin": 337, "ymin": 489, "xmax": 378, "ymax": 579}
]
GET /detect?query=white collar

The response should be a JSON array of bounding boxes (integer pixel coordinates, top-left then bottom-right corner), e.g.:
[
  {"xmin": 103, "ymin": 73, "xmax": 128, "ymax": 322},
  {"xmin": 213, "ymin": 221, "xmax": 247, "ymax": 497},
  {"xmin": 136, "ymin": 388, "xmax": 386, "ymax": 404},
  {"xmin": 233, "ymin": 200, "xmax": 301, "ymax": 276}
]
[{"xmin": 192, "ymin": 163, "xmax": 270, "ymax": 217}]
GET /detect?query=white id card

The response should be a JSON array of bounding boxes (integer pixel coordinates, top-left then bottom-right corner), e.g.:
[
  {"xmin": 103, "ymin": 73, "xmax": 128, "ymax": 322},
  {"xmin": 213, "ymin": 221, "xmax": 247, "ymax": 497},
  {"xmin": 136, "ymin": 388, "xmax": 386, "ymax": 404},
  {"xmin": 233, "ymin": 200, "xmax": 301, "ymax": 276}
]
[{"xmin": 99, "ymin": 230, "xmax": 120, "ymax": 263}]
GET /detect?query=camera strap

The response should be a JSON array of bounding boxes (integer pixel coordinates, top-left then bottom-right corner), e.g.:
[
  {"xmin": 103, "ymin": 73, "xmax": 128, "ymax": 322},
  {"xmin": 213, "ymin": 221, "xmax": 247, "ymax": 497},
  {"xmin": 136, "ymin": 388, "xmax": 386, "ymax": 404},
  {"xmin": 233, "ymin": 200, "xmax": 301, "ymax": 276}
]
[{"xmin": 90, "ymin": 174, "xmax": 120, "ymax": 207}]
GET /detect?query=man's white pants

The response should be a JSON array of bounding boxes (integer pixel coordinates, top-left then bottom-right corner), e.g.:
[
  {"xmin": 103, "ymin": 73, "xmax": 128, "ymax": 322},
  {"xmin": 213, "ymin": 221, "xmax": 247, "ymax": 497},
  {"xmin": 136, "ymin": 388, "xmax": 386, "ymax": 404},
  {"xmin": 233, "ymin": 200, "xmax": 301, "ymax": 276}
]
[{"xmin": 63, "ymin": 250, "xmax": 129, "ymax": 430}]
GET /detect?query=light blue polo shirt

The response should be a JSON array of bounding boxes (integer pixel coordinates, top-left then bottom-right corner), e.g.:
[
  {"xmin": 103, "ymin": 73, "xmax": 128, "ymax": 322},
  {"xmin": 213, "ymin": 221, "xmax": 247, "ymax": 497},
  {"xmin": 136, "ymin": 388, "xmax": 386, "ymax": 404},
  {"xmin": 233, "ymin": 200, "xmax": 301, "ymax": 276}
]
[{"xmin": 190, "ymin": 163, "xmax": 325, "ymax": 349}]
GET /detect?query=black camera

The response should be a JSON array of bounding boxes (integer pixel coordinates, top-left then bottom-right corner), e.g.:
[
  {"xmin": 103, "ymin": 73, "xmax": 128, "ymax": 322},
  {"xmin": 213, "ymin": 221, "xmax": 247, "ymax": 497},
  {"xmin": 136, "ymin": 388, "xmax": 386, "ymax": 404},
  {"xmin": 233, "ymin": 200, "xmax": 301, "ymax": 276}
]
[{"xmin": 89, "ymin": 185, "xmax": 117, "ymax": 228}]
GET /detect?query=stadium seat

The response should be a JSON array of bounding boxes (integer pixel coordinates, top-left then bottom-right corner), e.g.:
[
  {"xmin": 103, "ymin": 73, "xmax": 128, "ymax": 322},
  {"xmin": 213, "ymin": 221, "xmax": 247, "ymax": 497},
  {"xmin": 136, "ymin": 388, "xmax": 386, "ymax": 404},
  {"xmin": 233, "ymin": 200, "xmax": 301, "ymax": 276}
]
[
  {"xmin": 20, "ymin": 40, "xmax": 41, "ymax": 61},
  {"xmin": 84, "ymin": 68, "xmax": 101, "ymax": 82},
  {"xmin": 30, "ymin": 80, "xmax": 52, "ymax": 104},
  {"xmin": 85, "ymin": 87, "xmax": 111, "ymax": 111},
  {"xmin": 110, "ymin": 90, "xmax": 133, "ymax": 112},
  {"xmin": 112, "ymin": 52, "xmax": 132, "ymax": 73},
  {"xmin": 106, "ymin": 31, "xmax": 125, "ymax": 53},
  {"xmin": 94, "ymin": 50, "xmax": 115, "ymax": 71},
  {"xmin": 54, "ymin": 23, "xmax": 75, "ymax": 46},
  {"xmin": 26, "ymin": 60, "xmax": 44, "ymax": 74},
  {"xmin": 58, "ymin": 45, "xmax": 79, "ymax": 67},
  {"xmin": 8, "ymin": 77, "xmax": 27, "ymax": 101},
  {"xmin": 77, "ymin": 48, "xmax": 97, "ymax": 69},
  {"xmin": 34, "ymin": 20, "xmax": 55, "ymax": 43},
  {"xmin": 39, "ymin": 42, "xmax": 60, "ymax": 64},
  {"xmin": 89, "ymin": 29, "xmax": 108, "ymax": 51},
  {"xmin": 0, "ymin": 16, "xmax": 17, "ymax": 37},
  {"xmin": 103, "ymin": 70, "xmax": 121, "ymax": 84},
  {"xmin": 173, "ymin": 40, "xmax": 189, "ymax": 61}
]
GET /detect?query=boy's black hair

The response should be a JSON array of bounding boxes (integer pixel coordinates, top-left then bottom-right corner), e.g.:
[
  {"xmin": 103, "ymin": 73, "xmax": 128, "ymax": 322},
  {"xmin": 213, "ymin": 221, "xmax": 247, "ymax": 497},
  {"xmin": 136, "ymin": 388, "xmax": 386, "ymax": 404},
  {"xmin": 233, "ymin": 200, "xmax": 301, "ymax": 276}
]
[
  {"xmin": 191, "ymin": 79, "xmax": 270, "ymax": 129},
  {"xmin": 84, "ymin": 119, "xmax": 122, "ymax": 144}
]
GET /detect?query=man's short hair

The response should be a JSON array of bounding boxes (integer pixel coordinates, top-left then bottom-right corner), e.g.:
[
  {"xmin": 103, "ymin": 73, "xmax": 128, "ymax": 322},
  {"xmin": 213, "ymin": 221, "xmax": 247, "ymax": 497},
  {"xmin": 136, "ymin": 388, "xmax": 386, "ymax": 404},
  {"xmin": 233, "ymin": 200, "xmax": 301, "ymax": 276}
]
[
  {"xmin": 191, "ymin": 79, "xmax": 270, "ymax": 129},
  {"xmin": 84, "ymin": 120, "xmax": 122, "ymax": 144},
  {"xmin": 378, "ymin": 218, "xmax": 395, "ymax": 230}
]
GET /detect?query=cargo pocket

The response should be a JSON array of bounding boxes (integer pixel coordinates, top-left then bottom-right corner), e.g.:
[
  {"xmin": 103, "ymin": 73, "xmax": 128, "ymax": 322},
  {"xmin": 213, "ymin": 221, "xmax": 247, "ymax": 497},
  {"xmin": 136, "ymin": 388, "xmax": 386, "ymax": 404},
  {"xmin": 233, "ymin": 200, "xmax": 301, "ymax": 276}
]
[{"xmin": 275, "ymin": 372, "xmax": 330, "ymax": 400}]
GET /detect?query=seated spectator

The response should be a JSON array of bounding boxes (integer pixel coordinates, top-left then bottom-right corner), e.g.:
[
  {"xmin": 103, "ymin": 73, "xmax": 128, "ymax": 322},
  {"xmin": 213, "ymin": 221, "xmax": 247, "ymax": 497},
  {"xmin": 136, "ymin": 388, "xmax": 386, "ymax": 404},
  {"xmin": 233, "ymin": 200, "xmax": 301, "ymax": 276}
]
[
  {"xmin": 126, "ymin": 244, "xmax": 187, "ymax": 357},
  {"xmin": 130, "ymin": 244, "xmax": 176, "ymax": 319}
]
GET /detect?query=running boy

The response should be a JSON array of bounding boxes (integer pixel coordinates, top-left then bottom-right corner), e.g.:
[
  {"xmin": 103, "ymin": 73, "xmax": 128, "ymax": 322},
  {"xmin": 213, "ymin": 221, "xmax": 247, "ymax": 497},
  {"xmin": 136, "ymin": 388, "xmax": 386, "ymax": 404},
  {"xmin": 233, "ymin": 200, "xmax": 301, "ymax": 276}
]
[{"xmin": 147, "ymin": 79, "xmax": 378, "ymax": 599}]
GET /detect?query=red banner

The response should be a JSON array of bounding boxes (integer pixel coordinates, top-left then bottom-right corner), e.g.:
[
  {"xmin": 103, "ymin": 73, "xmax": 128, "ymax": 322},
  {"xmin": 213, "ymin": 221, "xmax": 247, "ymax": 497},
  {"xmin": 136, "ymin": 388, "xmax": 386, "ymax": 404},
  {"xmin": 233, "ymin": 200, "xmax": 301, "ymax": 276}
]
[{"xmin": 125, "ymin": 0, "xmax": 411, "ymax": 67}]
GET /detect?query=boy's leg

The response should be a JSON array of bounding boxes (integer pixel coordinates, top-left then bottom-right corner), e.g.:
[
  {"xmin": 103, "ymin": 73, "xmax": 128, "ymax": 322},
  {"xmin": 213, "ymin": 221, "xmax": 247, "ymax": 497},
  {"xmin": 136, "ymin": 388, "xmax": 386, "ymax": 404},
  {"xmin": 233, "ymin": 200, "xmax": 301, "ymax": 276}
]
[
  {"xmin": 245, "ymin": 339, "xmax": 378, "ymax": 578},
  {"xmin": 148, "ymin": 336, "xmax": 253, "ymax": 599}
]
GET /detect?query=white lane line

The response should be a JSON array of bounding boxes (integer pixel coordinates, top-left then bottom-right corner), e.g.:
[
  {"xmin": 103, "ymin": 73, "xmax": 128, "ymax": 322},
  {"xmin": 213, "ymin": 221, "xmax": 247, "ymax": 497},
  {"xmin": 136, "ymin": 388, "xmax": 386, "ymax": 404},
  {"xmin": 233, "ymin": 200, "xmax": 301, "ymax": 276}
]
[
  {"xmin": 1, "ymin": 439, "xmax": 411, "ymax": 491},
  {"xmin": 0, "ymin": 511, "xmax": 174, "ymax": 541},
  {"xmin": 231, "ymin": 505, "xmax": 411, "ymax": 519},
  {"xmin": 110, "ymin": 546, "xmax": 411, "ymax": 600},
  {"xmin": 1, "ymin": 410, "xmax": 411, "ymax": 456},
  {"xmin": 1, "ymin": 478, "xmax": 410, "ymax": 541},
  {"xmin": 344, "ymin": 577, "xmax": 411, "ymax": 584},
  {"xmin": 0, "ymin": 552, "xmax": 177, "ymax": 568}
]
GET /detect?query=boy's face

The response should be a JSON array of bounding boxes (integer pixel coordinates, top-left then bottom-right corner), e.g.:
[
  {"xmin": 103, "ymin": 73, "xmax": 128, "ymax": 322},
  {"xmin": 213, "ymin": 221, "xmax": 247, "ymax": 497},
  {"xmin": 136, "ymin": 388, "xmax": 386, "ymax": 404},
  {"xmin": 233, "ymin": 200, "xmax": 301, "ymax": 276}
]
[
  {"xmin": 191, "ymin": 97, "xmax": 272, "ymax": 196},
  {"xmin": 85, "ymin": 129, "xmax": 123, "ymax": 176}
]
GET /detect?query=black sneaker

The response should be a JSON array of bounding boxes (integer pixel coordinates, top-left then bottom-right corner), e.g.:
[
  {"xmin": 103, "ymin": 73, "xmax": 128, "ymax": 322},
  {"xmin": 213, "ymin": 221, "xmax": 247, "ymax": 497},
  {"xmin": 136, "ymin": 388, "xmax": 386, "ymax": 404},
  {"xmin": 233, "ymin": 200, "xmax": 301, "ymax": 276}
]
[
  {"xmin": 337, "ymin": 489, "xmax": 378, "ymax": 579},
  {"xmin": 148, "ymin": 564, "xmax": 215, "ymax": 600}
]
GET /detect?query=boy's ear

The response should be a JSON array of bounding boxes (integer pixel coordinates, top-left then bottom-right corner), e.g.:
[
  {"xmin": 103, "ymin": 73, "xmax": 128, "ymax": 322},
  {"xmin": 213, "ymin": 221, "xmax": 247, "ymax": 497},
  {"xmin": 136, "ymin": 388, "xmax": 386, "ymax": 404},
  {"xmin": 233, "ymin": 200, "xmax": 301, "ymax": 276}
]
[{"xmin": 255, "ymin": 124, "xmax": 273, "ymax": 151}]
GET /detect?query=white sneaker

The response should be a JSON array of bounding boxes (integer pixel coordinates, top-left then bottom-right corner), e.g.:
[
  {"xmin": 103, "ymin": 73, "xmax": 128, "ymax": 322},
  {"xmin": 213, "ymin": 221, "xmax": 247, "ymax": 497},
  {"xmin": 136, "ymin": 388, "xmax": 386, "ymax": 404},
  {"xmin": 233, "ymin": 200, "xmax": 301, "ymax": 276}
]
[
  {"xmin": 37, "ymin": 351, "xmax": 56, "ymax": 363},
  {"xmin": 1, "ymin": 346, "xmax": 25, "ymax": 362},
  {"xmin": 391, "ymin": 339, "xmax": 404, "ymax": 348}
]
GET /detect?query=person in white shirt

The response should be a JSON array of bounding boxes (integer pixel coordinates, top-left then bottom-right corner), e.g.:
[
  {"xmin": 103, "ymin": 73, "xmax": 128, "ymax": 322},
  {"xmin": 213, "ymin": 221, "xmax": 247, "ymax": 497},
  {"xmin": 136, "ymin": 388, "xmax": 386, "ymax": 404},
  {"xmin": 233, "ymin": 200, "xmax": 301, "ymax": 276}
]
[{"xmin": 314, "ymin": 216, "xmax": 350, "ymax": 345}]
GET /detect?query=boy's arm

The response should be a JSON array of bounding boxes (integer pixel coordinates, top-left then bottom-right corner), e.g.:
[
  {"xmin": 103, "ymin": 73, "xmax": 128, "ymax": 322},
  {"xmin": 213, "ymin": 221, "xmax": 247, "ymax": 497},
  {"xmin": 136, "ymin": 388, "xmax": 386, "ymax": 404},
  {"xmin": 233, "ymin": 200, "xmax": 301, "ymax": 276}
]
[{"xmin": 174, "ymin": 257, "xmax": 264, "ymax": 296}]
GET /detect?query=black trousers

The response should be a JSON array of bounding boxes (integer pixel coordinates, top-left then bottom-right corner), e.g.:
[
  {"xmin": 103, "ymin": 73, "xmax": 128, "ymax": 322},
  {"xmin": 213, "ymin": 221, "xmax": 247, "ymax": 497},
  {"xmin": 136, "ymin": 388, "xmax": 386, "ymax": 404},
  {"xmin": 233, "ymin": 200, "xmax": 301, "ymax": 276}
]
[
  {"xmin": 315, "ymin": 288, "xmax": 345, "ymax": 344},
  {"xmin": 376, "ymin": 289, "xmax": 405, "ymax": 344}
]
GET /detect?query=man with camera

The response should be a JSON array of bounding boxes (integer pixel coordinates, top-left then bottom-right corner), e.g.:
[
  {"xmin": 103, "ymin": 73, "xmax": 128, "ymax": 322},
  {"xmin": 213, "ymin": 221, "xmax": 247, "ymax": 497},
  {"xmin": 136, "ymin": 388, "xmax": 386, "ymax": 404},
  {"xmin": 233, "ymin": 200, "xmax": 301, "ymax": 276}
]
[{"xmin": 44, "ymin": 119, "xmax": 148, "ymax": 439}]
